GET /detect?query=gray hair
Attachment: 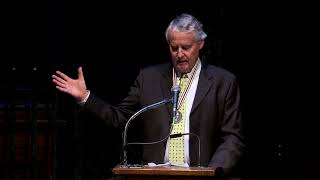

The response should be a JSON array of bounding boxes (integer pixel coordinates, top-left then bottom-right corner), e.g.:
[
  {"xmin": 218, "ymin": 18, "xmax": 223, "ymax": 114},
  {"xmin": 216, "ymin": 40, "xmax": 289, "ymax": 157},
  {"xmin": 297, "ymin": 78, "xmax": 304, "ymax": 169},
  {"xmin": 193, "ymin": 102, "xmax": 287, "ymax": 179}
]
[{"xmin": 165, "ymin": 13, "xmax": 207, "ymax": 42}]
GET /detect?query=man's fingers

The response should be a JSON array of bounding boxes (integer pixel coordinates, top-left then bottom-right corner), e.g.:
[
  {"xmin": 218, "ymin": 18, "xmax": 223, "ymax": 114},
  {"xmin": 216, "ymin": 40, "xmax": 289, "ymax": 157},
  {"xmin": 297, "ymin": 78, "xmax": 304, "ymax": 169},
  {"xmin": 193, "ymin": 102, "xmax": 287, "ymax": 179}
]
[
  {"xmin": 55, "ymin": 86, "xmax": 69, "ymax": 93},
  {"xmin": 56, "ymin": 71, "xmax": 71, "ymax": 81},
  {"xmin": 52, "ymin": 75, "xmax": 67, "ymax": 85},
  {"xmin": 52, "ymin": 79, "xmax": 66, "ymax": 88}
]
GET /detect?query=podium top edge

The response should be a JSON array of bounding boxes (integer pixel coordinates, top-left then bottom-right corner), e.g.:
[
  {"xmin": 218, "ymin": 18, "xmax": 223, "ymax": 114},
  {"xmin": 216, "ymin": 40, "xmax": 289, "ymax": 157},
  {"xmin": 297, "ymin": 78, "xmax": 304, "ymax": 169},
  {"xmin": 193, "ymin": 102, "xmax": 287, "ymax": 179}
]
[{"xmin": 112, "ymin": 165, "xmax": 218, "ymax": 177}]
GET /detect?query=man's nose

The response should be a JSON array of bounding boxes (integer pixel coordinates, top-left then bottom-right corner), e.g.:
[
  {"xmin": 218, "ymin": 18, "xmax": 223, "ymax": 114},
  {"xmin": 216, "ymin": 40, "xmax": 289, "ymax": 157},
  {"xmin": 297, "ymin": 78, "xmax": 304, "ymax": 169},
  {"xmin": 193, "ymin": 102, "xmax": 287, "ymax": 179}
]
[{"xmin": 177, "ymin": 48, "xmax": 184, "ymax": 58}]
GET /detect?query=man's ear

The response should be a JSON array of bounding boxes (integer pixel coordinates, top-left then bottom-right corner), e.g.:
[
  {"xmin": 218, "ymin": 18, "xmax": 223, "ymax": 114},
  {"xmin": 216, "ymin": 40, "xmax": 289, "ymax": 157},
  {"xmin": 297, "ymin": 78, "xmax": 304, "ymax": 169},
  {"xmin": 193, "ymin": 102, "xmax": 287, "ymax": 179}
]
[{"xmin": 198, "ymin": 40, "xmax": 204, "ymax": 49}]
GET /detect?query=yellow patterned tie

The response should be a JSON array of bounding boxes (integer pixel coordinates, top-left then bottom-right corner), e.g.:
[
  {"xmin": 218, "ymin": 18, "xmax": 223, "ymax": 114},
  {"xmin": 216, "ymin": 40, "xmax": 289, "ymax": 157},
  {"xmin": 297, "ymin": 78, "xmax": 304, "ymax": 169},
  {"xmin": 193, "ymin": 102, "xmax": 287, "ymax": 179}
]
[{"xmin": 169, "ymin": 74, "xmax": 188, "ymax": 164}]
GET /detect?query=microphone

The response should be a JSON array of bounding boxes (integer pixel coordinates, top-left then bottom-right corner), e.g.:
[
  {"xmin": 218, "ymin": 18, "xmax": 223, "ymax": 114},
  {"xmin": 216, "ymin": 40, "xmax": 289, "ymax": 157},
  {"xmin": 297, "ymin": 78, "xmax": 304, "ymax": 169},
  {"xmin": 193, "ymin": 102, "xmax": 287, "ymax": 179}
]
[
  {"xmin": 171, "ymin": 85, "xmax": 180, "ymax": 123},
  {"xmin": 170, "ymin": 132, "xmax": 201, "ymax": 167}
]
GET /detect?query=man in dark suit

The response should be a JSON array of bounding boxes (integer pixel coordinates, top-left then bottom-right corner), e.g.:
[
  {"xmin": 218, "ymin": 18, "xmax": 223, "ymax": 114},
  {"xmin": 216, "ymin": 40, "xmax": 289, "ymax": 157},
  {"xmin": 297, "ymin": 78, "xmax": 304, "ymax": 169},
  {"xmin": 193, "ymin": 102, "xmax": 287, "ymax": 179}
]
[{"xmin": 52, "ymin": 13, "xmax": 244, "ymax": 176}]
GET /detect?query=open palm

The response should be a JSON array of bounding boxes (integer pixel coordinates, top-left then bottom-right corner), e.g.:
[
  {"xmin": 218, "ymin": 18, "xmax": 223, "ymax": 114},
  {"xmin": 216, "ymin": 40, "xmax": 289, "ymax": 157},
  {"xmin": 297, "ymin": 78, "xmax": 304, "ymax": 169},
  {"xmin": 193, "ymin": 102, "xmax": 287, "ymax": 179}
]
[{"xmin": 52, "ymin": 67, "xmax": 88, "ymax": 102}]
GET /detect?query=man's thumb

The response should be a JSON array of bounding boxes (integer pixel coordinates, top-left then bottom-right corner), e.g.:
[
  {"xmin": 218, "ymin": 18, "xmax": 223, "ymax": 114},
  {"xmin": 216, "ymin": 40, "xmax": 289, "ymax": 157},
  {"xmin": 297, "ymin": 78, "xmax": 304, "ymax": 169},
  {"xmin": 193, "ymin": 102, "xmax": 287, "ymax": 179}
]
[{"xmin": 78, "ymin": 67, "xmax": 84, "ymax": 80}]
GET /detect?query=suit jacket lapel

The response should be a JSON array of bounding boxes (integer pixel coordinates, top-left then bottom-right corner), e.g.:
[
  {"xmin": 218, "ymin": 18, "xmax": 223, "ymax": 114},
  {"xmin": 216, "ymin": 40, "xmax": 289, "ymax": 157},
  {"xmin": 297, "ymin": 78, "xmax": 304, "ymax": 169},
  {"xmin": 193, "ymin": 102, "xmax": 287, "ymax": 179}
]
[
  {"xmin": 189, "ymin": 64, "xmax": 213, "ymax": 166},
  {"xmin": 160, "ymin": 64, "xmax": 173, "ymax": 119},
  {"xmin": 191, "ymin": 65, "xmax": 213, "ymax": 114}
]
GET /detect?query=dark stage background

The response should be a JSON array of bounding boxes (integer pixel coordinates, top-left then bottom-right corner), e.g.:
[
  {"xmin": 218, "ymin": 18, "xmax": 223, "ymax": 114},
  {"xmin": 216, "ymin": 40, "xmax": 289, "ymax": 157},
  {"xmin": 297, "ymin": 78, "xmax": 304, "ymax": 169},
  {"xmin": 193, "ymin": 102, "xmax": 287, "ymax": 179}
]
[{"xmin": 1, "ymin": 1, "xmax": 318, "ymax": 179}]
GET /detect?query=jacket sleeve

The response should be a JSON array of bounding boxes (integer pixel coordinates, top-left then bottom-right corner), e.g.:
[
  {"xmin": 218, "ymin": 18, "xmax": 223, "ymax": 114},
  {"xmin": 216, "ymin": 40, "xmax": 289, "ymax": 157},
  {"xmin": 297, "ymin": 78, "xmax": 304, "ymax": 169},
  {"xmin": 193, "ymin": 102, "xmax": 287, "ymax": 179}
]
[{"xmin": 82, "ymin": 68, "xmax": 144, "ymax": 128}]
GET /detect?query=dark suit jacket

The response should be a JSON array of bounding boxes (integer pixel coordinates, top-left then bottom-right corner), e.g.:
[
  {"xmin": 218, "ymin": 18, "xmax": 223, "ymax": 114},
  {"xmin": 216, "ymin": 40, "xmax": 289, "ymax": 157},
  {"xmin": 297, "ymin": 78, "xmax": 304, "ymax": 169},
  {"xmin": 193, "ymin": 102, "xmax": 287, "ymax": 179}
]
[{"xmin": 83, "ymin": 61, "xmax": 244, "ymax": 174}]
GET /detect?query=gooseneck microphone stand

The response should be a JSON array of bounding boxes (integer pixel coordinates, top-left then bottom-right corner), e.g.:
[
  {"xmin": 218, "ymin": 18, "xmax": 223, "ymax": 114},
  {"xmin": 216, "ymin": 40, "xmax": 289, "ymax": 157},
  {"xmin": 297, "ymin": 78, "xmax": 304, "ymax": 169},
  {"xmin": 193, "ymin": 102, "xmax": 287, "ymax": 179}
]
[{"xmin": 122, "ymin": 98, "xmax": 172, "ymax": 167}]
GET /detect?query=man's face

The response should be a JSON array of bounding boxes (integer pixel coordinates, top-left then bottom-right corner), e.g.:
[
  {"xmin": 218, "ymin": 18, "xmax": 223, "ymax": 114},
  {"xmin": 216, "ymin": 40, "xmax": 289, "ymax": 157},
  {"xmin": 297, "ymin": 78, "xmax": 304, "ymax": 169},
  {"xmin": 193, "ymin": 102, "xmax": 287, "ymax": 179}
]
[{"xmin": 168, "ymin": 31, "xmax": 204, "ymax": 74}]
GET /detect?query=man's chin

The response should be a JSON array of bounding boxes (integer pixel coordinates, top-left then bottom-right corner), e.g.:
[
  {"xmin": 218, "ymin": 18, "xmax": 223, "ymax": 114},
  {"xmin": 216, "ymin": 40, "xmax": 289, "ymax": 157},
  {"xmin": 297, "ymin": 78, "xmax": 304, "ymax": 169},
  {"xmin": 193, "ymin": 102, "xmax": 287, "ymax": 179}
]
[{"xmin": 176, "ymin": 67, "xmax": 191, "ymax": 74}]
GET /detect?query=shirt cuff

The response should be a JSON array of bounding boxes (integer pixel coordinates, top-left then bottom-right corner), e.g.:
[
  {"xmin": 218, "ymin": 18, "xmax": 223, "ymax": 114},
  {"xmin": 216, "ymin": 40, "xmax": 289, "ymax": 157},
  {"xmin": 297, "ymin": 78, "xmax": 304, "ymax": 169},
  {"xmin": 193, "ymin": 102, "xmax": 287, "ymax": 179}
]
[{"xmin": 78, "ymin": 90, "xmax": 90, "ymax": 106}]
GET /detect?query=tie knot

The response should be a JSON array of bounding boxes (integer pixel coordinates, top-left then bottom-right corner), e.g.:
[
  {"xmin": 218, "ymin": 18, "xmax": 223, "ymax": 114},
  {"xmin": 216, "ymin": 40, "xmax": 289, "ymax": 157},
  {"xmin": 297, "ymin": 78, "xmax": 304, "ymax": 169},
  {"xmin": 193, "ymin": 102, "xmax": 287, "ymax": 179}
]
[
  {"xmin": 179, "ymin": 74, "xmax": 188, "ymax": 92},
  {"xmin": 181, "ymin": 74, "xmax": 188, "ymax": 79},
  {"xmin": 180, "ymin": 74, "xmax": 188, "ymax": 83}
]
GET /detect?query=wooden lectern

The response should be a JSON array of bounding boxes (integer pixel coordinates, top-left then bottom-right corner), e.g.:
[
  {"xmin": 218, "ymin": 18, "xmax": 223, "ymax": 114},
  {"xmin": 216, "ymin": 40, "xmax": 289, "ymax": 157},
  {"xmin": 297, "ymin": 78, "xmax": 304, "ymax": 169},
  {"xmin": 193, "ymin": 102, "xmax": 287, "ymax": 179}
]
[{"xmin": 112, "ymin": 164, "xmax": 222, "ymax": 180}]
